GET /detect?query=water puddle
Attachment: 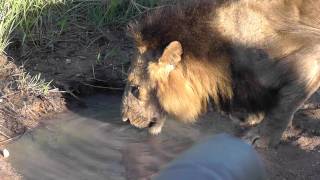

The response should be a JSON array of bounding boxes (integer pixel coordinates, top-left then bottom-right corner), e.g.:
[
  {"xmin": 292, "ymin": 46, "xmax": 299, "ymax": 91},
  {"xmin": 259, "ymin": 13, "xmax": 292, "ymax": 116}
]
[{"xmin": 7, "ymin": 94, "xmax": 236, "ymax": 180}]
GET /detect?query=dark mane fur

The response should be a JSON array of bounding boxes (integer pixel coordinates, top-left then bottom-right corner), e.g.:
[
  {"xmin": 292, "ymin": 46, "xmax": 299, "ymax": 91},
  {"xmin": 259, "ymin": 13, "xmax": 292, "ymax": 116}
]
[{"xmin": 129, "ymin": 0, "xmax": 231, "ymax": 59}]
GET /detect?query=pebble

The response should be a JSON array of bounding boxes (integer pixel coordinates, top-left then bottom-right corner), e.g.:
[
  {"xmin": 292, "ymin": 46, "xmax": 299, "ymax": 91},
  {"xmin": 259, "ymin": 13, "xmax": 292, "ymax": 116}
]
[
  {"xmin": 78, "ymin": 56, "xmax": 86, "ymax": 60},
  {"xmin": 1, "ymin": 148, "xmax": 10, "ymax": 158},
  {"xmin": 65, "ymin": 58, "xmax": 72, "ymax": 64}
]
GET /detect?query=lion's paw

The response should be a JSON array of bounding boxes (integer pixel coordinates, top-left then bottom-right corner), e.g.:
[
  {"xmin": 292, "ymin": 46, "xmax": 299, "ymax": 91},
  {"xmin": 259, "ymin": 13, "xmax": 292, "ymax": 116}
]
[
  {"xmin": 148, "ymin": 125, "xmax": 163, "ymax": 135},
  {"xmin": 148, "ymin": 118, "xmax": 165, "ymax": 135}
]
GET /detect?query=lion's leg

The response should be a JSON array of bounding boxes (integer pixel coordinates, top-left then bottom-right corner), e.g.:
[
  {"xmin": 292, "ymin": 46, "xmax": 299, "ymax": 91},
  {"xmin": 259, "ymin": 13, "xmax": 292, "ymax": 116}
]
[
  {"xmin": 244, "ymin": 87, "xmax": 313, "ymax": 147},
  {"xmin": 244, "ymin": 45, "xmax": 320, "ymax": 148},
  {"xmin": 245, "ymin": 74, "xmax": 320, "ymax": 148}
]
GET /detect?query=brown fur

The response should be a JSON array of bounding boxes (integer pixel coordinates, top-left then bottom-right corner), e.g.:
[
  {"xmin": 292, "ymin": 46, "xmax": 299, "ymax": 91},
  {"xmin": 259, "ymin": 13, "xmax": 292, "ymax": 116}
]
[{"xmin": 122, "ymin": 0, "xmax": 320, "ymax": 147}]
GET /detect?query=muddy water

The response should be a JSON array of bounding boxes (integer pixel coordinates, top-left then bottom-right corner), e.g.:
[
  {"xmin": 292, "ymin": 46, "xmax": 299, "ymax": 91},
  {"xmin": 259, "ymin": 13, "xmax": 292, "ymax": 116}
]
[{"xmin": 7, "ymin": 94, "xmax": 237, "ymax": 180}]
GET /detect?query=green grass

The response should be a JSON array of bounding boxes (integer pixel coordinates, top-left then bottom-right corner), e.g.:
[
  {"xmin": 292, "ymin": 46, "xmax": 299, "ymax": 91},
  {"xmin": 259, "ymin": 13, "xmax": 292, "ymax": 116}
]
[
  {"xmin": 0, "ymin": 0, "xmax": 166, "ymax": 95},
  {"xmin": 0, "ymin": 0, "xmax": 165, "ymax": 53},
  {"xmin": 17, "ymin": 71, "xmax": 53, "ymax": 95},
  {"xmin": 0, "ymin": 1, "xmax": 18, "ymax": 54},
  {"xmin": 0, "ymin": 0, "xmax": 65, "ymax": 53}
]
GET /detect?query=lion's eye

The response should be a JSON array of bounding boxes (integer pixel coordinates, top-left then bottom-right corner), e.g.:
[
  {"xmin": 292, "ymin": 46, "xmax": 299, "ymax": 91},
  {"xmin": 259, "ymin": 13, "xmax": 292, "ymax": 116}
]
[{"xmin": 131, "ymin": 86, "xmax": 140, "ymax": 98}]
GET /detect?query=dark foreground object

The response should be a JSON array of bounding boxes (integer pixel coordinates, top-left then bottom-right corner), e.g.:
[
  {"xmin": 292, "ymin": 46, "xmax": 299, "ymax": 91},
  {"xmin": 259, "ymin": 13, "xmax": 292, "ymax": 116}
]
[{"xmin": 156, "ymin": 134, "xmax": 266, "ymax": 180}]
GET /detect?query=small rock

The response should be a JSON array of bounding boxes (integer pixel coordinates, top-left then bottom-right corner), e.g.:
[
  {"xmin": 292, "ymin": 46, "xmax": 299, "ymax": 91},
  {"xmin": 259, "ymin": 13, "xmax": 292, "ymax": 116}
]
[
  {"xmin": 78, "ymin": 56, "xmax": 86, "ymax": 60},
  {"xmin": 65, "ymin": 58, "xmax": 72, "ymax": 64},
  {"xmin": 1, "ymin": 148, "xmax": 10, "ymax": 158}
]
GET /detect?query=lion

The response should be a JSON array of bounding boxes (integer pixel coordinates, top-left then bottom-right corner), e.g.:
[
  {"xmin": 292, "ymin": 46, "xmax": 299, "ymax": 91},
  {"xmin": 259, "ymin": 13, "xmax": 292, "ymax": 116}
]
[{"xmin": 121, "ymin": 0, "xmax": 320, "ymax": 148}]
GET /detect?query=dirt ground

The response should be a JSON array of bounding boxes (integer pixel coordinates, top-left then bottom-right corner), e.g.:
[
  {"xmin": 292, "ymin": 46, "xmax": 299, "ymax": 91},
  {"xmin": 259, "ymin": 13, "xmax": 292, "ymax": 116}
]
[
  {"xmin": 254, "ymin": 93, "xmax": 320, "ymax": 179},
  {"xmin": 8, "ymin": 26, "xmax": 131, "ymax": 94},
  {"xmin": 260, "ymin": 120, "xmax": 320, "ymax": 179},
  {"xmin": 1, "ymin": 28, "xmax": 320, "ymax": 179},
  {"xmin": 0, "ymin": 27, "xmax": 132, "ymax": 179},
  {"xmin": 0, "ymin": 157, "xmax": 21, "ymax": 180}
]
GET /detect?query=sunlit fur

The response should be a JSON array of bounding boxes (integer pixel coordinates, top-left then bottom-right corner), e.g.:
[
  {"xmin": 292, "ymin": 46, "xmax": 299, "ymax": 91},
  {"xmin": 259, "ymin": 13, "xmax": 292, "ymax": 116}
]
[{"xmin": 148, "ymin": 55, "xmax": 232, "ymax": 122}]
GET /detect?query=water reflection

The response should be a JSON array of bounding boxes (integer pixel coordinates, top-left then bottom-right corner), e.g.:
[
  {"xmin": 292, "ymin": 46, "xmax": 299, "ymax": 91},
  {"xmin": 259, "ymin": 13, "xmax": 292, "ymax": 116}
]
[{"xmin": 7, "ymin": 94, "xmax": 237, "ymax": 180}]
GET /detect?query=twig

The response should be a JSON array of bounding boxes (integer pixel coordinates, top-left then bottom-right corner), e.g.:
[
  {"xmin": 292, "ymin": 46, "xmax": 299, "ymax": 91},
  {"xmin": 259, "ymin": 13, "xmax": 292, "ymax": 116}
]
[
  {"xmin": 88, "ymin": 78, "xmax": 109, "ymax": 83},
  {"xmin": 92, "ymin": 64, "xmax": 96, "ymax": 79},
  {"xmin": 80, "ymin": 82, "xmax": 123, "ymax": 90},
  {"xmin": 0, "ymin": 127, "xmax": 27, "ymax": 145},
  {"xmin": 63, "ymin": 85, "xmax": 84, "ymax": 103},
  {"xmin": 300, "ymin": 103, "xmax": 320, "ymax": 110},
  {"xmin": 0, "ymin": 130, "xmax": 10, "ymax": 139},
  {"xmin": 48, "ymin": 88, "xmax": 67, "ymax": 93},
  {"xmin": 86, "ymin": 35, "xmax": 105, "ymax": 49}
]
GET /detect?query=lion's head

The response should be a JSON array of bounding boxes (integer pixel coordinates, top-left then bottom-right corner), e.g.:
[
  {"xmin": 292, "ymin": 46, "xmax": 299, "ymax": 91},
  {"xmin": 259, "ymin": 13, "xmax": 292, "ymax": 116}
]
[
  {"xmin": 121, "ymin": 41, "xmax": 200, "ymax": 128},
  {"xmin": 122, "ymin": 38, "xmax": 233, "ymax": 132}
]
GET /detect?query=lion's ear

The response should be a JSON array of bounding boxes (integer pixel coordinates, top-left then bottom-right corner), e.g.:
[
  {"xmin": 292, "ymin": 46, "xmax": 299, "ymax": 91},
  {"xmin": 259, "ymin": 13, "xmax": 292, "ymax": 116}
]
[
  {"xmin": 159, "ymin": 41, "xmax": 183, "ymax": 66},
  {"xmin": 148, "ymin": 41, "xmax": 183, "ymax": 79}
]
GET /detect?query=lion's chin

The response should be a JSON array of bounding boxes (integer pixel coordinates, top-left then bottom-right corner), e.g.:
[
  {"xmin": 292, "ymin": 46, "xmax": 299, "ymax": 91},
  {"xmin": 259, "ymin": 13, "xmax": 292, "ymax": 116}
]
[
  {"xmin": 127, "ymin": 116, "xmax": 165, "ymax": 135},
  {"xmin": 128, "ymin": 117, "xmax": 151, "ymax": 129}
]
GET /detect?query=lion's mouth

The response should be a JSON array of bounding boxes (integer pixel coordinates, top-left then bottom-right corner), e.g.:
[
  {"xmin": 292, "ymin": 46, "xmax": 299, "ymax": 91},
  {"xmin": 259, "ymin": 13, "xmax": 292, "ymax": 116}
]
[
  {"xmin": 122, "ymin": 96, "xmax": 163, "ymax": 130},
  {"xmin": 123, "ymin": 114, "xmax": 152, "ymax": 128},
  {"xmin": 123, "ymin": 112, "xmax": 159, "ymax": 130}
]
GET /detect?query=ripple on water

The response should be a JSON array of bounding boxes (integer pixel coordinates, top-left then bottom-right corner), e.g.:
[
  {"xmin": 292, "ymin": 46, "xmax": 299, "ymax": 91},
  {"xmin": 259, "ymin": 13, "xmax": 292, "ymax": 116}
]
[{"xmin": 7, "ymin": 94, "xmax": 236, "ymax": 180}]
